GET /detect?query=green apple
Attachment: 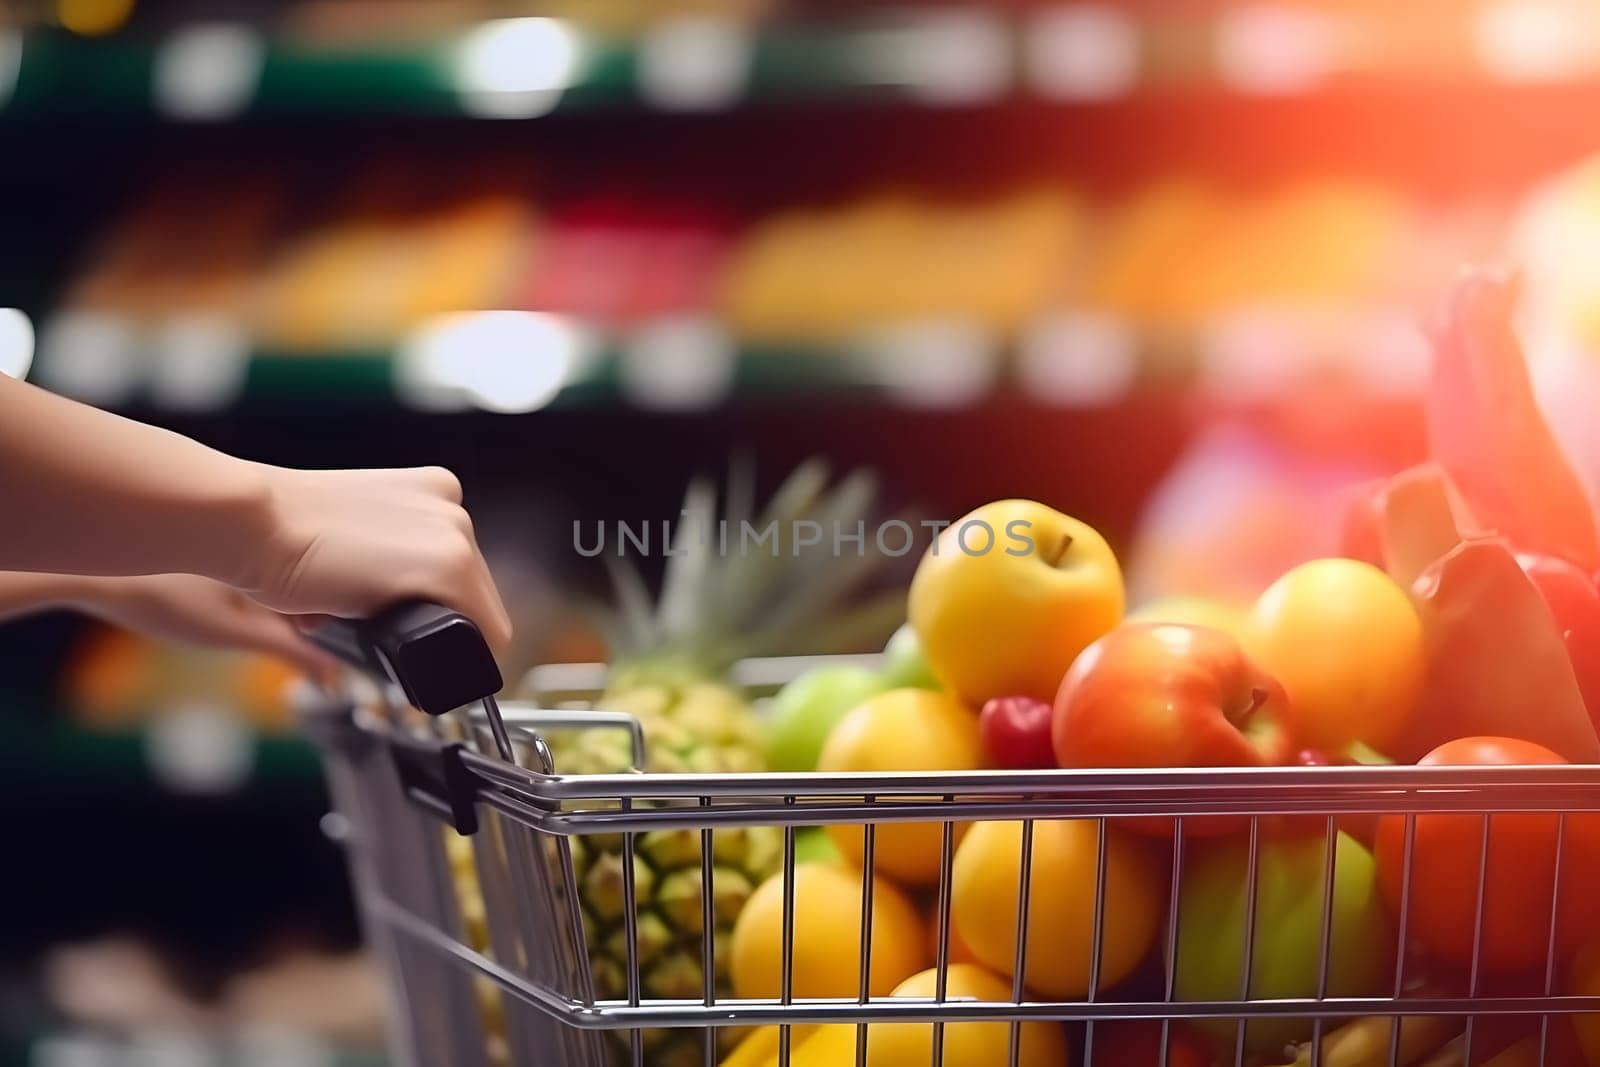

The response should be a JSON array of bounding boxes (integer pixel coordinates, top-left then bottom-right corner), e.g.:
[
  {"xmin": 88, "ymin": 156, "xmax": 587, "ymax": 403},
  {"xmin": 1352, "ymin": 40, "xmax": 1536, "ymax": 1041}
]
[
  {"xmin": 764, "ymin": 665, "xmax": 884, "ymax": 772},
  {"xmin": 794, "ymin": 827, "xmax": 843, "ymax": 866},
  {"xmin": 879, "ymin": 624, "xmax": 940, "ymax": 691},
  {"xmin": 1173, "ymin": 830, "xmax": 1395, "ymax": 1055}
]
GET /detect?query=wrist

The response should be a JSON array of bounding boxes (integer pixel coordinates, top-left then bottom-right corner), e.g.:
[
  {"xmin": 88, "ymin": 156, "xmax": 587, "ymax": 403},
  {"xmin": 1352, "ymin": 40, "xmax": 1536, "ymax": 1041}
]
[{"xmin": 194, "ymin": 460, "xmax": 281, "ymax": 592}]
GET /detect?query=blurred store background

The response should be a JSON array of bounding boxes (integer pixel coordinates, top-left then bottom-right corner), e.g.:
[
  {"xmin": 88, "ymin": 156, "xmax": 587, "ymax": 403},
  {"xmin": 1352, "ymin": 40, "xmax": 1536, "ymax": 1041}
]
[{"xmin": 9, "ymin": 0, "xmax": 1600, "ymax": 1062}]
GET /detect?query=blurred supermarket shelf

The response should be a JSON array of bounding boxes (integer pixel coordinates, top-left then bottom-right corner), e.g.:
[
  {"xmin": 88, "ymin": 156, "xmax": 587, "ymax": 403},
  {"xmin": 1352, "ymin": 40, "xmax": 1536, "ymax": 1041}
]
[
  {"xmin": 14, "ymin": 945, "xmax": 388, "ymax": 1066},
  {"xmin": 16, "ymin": 304, "xmax": 1431, "ymax": 414},
  {"xmin": 0, "ymin": 13, "xmax": 1038, "ymax": 120},
  {"xmin": 11, "ymin": 1, "xmax": 1600, "ymax": 121},
  {"xmin": 17, "ymin": 1030, "xmax": 386, "ymax": 1067},
  {"xmin": 7, "ymin": 166, "xmax": 1482, "ymax": 413},
  {"xmin": 0, "ymin": 710, "xmax": 323, "ymax": 794}
]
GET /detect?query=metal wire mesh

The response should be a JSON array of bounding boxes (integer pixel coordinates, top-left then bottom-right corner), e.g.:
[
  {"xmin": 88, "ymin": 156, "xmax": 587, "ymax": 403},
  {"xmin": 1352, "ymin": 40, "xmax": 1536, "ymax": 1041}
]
[{"xmin": 306, "ymin": 662, "xmax": 1600, "ymax": 1067}]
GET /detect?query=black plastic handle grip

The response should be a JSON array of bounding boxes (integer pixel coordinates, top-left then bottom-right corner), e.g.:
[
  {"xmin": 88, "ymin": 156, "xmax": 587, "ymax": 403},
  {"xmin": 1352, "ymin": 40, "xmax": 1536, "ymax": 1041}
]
[{"xmin": 309, "ymin": 601, "xmax": 502, "ymax": 716}]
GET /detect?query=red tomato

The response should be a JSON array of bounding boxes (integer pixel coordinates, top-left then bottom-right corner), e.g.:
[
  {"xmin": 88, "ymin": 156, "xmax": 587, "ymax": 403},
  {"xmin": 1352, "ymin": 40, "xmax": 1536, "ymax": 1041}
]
[
  {"xmin": 1374, "ymin": 737, "xmax": 1600, "ymax": 973},
  {"xmin": 979, "ymin": 695, "xmax": 1056, "ymax": 769}
]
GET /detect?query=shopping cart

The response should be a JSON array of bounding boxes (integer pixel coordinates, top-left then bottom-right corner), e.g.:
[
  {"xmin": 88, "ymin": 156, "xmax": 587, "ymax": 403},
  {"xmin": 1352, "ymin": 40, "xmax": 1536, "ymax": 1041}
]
[{"xmin": 304, "ymin": 603, "xmax": 1600, "ymax": 1067}]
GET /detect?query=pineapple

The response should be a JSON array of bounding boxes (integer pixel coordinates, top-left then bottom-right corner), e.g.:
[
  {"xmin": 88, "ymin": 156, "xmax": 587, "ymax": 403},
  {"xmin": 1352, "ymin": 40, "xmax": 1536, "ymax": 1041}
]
[{"xmin": 531, "ymin": 461, "xmax": 906, "ymax": 1066}]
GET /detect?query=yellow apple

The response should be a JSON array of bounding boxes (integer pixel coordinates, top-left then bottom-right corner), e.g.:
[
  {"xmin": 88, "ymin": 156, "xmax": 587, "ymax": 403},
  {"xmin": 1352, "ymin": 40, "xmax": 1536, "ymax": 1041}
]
[{"xmin": 909, "ymin": 499, "xmax": 1125, "ymax": 705}]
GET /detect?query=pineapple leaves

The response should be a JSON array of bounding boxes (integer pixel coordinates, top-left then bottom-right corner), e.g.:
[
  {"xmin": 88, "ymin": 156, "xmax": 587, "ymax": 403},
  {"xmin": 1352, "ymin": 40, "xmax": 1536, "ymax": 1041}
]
[
  {"xmin": 763, "ymin": 458, "xmax": 831, "ymax": 522},
  {"xmin": 742, "ymin": 589, "xmax": 908, "ymax": 660},
  {"xmin": 594, "ymin": 459, "xmax": 907, "ymax": 676},
  {"xmin": 739, "ymin": 471, "xmax": 888, "ymax": 639},
  {"xmin": 655, "ymin": 476, "xmax": 718, "ymax": 651},
  {"xmin": 723, "ymin": 452, "xmax": 757, "ymax": 539},
  {"xmin": 604, "ymin": 554, "xmax": 659, "ymax": 656},
  {"xmin": 707, "ymin": 460, "xmax": 833, "ymax": 640}
]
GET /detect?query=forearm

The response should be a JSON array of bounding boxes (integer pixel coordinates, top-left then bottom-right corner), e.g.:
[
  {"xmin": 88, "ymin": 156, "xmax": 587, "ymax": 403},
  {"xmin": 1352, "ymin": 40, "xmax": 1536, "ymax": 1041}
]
[
  {"xmin": 0, "ymin": 374, "xmax": 273, "ymax": 585},
  {"xmin": 0, "ymin": 571, "xmax": 106, "ymax": 623},
  {"xmin": 0, "ymin": 376, "xmax": 510, "ymax": 648}
]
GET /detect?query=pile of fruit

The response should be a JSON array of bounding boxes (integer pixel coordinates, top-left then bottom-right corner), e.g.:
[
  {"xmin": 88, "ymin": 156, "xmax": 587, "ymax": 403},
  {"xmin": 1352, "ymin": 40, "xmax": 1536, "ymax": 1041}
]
[
  {"xmin": 454, "ymin": 270, "xmax": 1600, "ymax": 1065},
  {"xmin": 718, "ymin": 273, "xmax": 1600, "ymax": 1067}
]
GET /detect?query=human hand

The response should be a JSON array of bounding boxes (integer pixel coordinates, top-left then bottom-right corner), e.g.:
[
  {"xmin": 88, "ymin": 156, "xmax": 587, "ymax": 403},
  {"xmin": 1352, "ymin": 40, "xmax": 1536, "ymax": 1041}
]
[
  {"xmin": 76, "ymin": 573, "xmax": 340, "ymax": 680},
  {"xmin": 247, "ymin": 465, "xmax": 513, "ymax": 654}
]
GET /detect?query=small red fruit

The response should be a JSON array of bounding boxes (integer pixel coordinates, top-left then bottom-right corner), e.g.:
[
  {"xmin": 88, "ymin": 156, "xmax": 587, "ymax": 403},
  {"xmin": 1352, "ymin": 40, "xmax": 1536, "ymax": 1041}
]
[{"xmin": 978, "ymin": 696, "xmax": 1056, "ymax": 770}]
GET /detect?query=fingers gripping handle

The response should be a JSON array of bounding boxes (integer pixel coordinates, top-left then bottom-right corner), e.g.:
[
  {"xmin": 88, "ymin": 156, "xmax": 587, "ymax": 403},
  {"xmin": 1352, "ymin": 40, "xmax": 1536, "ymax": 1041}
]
[{"xmin": 310, "ymin": 601, "xmax": 502, "ymax": 716}]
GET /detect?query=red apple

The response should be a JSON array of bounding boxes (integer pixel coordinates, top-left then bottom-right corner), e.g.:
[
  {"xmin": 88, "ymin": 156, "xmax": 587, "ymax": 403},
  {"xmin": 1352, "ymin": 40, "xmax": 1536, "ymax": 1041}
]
[
  {"xmin": 1053, "ymin": 622, "xmax": 1295, "ymax": 837},
  {"xmin": 1516, "ymin": 551, "xmax": 1600, "ymax": 730}
]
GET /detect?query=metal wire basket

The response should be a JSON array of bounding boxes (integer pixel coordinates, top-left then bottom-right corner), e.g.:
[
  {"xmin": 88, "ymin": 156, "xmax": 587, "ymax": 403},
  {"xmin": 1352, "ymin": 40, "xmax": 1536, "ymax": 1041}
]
[{"xmin": 304, "ymin": 611, "xmax": 1600, "ymax": 1067}]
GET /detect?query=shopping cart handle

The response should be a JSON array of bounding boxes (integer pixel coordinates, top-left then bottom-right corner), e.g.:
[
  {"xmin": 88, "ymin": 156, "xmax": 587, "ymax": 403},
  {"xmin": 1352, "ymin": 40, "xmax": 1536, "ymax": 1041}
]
[{"xmin": 309, "ymin": 601, "xmax": 503, "ymax": 716}]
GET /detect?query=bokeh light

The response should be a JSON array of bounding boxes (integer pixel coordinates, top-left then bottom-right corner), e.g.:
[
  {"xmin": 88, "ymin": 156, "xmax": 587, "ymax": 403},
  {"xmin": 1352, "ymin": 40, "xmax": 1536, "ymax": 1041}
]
[{"xmin": 0, "ymin": 308, "xmax": 34, "ymax": 380}]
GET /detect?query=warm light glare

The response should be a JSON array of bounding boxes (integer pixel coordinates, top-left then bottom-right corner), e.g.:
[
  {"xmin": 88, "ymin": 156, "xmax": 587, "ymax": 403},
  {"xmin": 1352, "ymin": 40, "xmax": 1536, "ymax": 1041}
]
[
  {"xmin": 1199, "ymin": 308, "xmax": 1321, "ymax": 398},
  {"xmin": 397, "ymin": 311, "xmax": 591, "ymax": 413},
  {"xmin": 456, "ymin": 18, "xmax": 582, "ymax": 119},
  {"xmin": 1027, "ymin": 6, "xmax": 1139, "ymax": 101},
  {"xmin": 1476, "ymin": 0, "xmax": 1600, "ymax": 83},
  {"xmin": 0, "ymin": 308, "xmax": 34, "ymax": 380},
  {"xmin": 1515, "ymin": 156, "xmax": 1600, "ymax": 359},
  {"xmin": 1216, "ymin": 5, "xmax": 1340, "ymax": 93},
  {"xmin": 1351, "ymin": 310, "xmax": 1430, "ymax": 395}
]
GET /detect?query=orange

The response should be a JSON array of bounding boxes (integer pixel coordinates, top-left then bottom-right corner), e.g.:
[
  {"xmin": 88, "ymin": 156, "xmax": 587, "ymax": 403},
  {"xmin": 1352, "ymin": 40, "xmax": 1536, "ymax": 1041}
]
[
  {"xmin": 865, "ymin": 964, "xmax": 1069, "ymax": 1067},
  {"xmin": 819, "ymin": 689, "xmax": 982, "ymax": 887},
  {"xmin": 952, "ymin": 819, "xmax": 1161, "ymax": 999},
  {"xmin": 730, "ymin": 862, "xmax": 925, "ymax": 1001},
  {"xmin": 924, "ymin": 904, "xmax": 980, "ymax": 967}
]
